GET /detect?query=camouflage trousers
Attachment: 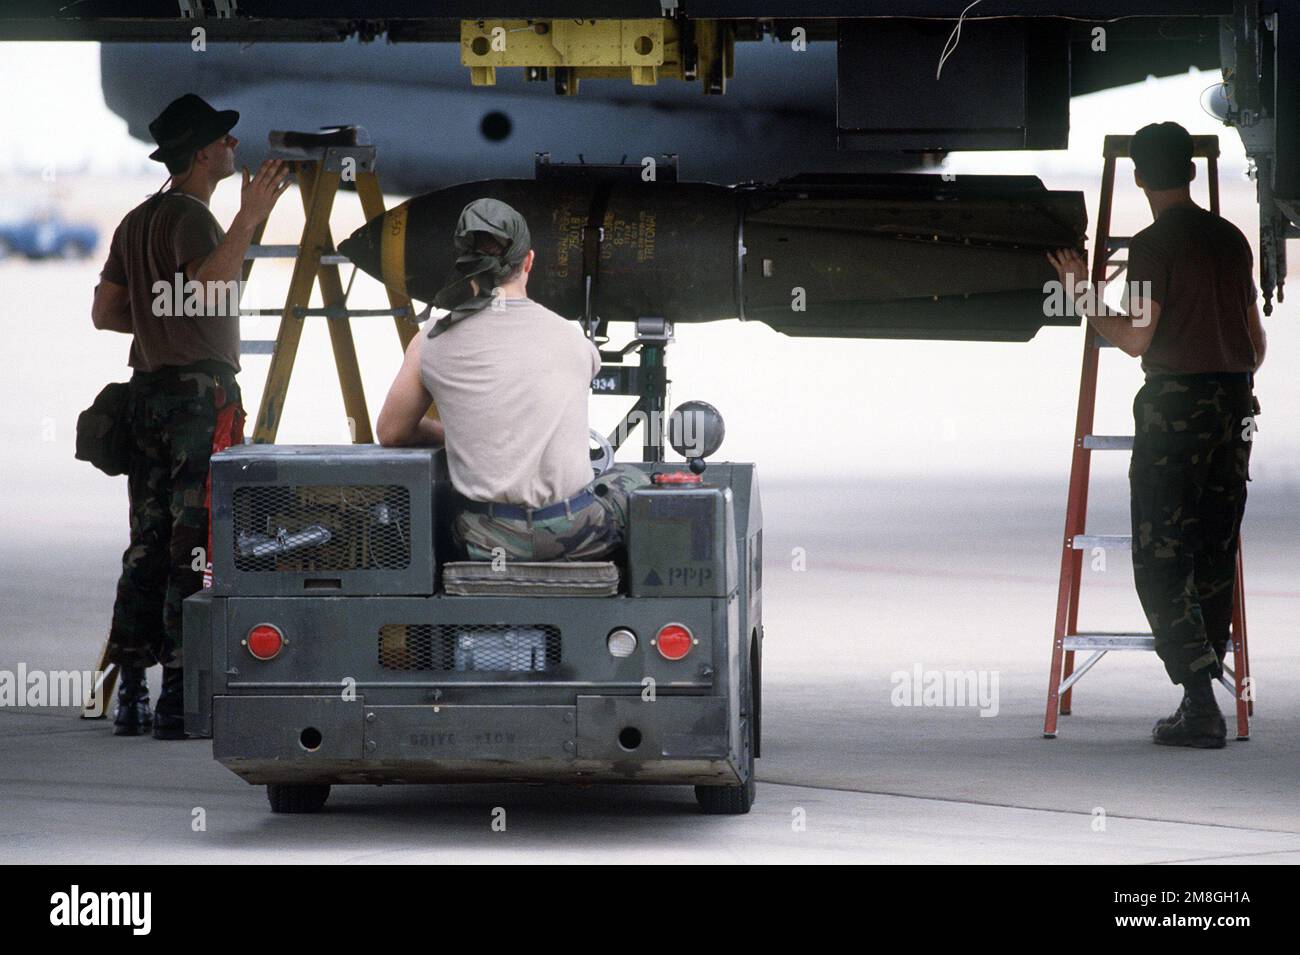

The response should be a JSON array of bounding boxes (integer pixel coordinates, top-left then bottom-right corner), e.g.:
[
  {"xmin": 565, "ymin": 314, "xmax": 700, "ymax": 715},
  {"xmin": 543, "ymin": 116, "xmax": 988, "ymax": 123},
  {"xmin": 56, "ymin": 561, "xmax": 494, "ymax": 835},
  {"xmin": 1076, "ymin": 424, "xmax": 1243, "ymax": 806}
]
[
  {"xmin": 454, "ymin": 464, "xmax": 651, "ymax": 561},
  {"xmin": 109, "ymin": 364, "xmax": 240, "ymax": 670},
  {"xmin": 1130, "ymin": 374, "xmax": 1254, "ymax": 686}
]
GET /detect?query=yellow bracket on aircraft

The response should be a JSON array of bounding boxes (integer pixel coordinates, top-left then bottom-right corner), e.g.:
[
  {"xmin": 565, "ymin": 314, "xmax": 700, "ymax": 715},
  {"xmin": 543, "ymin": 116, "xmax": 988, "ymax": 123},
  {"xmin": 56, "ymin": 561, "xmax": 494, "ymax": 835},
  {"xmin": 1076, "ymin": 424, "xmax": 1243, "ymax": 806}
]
[{"xmin": 460, "ymin": 19, "xmax": 732, "ymax": 94}]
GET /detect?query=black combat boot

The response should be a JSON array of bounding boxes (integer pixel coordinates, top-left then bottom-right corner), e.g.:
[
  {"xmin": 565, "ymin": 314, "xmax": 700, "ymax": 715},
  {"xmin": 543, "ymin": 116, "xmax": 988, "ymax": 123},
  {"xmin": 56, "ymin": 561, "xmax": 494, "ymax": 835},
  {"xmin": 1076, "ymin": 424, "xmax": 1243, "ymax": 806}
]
[
  {"xmin": 112, "ymin": 665, "xmax": 152, "ymax": 737},
  {"xmin": 1155, "ymin": 648, "xmax": 1225, "ymax": 733},
  {"xmin": 152, "ymin": 667, "xmax": 187, "ymax": 740},
  {"xmin": 1152, "ymin": 692, "xmax": 1188, "ymax": 732},
  {"xmin": 1153, "ymin": 672, "xmax": 1226, "ymax": 748}
]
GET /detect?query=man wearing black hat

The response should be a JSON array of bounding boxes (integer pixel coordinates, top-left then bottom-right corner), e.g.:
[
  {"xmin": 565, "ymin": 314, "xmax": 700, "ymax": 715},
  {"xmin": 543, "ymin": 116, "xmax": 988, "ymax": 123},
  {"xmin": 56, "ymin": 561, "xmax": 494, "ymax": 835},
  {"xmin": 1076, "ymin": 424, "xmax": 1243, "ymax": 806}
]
[
  {"xmin": 91, "ymin": 94, "xmax": 289, "ymax": 739},
  {"xmin": 1048, "ymin": 121, "xmax": 1267, "ymax": 749}
]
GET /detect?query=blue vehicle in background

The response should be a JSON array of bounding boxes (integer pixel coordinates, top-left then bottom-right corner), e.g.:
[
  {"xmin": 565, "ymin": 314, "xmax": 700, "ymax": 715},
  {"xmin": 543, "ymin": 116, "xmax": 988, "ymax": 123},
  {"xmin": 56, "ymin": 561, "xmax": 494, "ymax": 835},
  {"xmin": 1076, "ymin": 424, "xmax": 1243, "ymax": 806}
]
[{"xmin": 0, "ymin": 207, "xmax": 98, "ymax": 260}]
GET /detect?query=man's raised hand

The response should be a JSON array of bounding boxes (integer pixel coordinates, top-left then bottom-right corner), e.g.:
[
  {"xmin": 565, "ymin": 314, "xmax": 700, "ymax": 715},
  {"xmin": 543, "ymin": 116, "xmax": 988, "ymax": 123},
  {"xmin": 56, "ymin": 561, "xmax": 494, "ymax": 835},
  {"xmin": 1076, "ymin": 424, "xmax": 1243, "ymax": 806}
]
[
  {"xmin": 240, "ymin": 159, "xmax": 291, "ymax": 224},
  {"xmin": 1047, "ymin": 248, "xmax": 1089, "ymax": 300}
]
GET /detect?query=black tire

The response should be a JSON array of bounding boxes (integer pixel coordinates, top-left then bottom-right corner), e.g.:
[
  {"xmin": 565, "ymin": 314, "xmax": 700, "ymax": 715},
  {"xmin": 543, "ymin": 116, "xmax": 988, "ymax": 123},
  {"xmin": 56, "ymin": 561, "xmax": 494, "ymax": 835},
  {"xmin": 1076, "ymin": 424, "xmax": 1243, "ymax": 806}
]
[
  {"xmin": 266, "ymin": 783, "xmax": 330, "ymax": 814},
  {"xmin": 751, "ymin": 629, "xmax": 762, "ymax": 758},
  {"xmin": 695, "ymin": 656, "xmax": 757, "ymax": 815}
]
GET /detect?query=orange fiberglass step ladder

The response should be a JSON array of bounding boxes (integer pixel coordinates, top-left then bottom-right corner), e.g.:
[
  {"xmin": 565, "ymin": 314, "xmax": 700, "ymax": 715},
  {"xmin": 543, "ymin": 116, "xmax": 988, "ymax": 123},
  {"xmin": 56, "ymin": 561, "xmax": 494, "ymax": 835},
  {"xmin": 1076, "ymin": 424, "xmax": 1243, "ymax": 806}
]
[{"xmin": 1042, "ymin": 133, "xmax": 1254, "ymax": 740}]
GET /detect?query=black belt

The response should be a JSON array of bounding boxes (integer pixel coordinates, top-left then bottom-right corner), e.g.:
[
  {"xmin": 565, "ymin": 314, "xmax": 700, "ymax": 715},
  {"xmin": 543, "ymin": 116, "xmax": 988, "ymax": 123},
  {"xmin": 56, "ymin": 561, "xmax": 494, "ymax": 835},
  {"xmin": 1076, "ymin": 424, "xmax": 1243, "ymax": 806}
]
[
  {"xmin": 132, "ymin": 359, "xmax": 237, "ymax": 382},
  {"xmin": 1144, "ymin": 372, "xmax": 1254, "ymax": 395},
  {"xmin": 459, "ymin": 489, "xmax": 596, "ymax": 522}
]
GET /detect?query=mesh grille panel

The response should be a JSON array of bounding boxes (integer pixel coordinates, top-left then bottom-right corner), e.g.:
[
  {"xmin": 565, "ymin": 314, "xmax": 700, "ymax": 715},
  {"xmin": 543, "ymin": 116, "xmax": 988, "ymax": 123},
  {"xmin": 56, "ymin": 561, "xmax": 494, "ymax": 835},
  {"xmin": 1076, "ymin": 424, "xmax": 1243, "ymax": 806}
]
[
  {"xmin": 232, "ymin": 485, "xmax": 411, "ymax": 572},
  {"xmin": 378, "ymin": 624, "xmax": 562, "ymax": 672}
]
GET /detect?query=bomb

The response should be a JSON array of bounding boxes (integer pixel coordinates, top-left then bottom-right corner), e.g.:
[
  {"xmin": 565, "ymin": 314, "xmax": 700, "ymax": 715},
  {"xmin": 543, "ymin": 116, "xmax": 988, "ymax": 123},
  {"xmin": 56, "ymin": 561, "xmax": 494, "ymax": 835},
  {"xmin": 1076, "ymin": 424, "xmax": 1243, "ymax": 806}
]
[{"xmin": 338, "ymin": 173, "xmax": 1087, "ymax": 342}]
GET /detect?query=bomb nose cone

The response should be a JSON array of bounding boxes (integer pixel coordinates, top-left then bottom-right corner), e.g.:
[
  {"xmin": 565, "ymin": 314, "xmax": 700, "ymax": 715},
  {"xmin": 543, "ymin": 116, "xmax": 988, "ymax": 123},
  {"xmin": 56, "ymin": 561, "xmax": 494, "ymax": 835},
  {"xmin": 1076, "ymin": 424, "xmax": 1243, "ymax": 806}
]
[
  {"xmin": 339, "ymin": 204, "xmax": 407, "ymax": 298},
  {"xmin": 336, "ymin": 223, "xmax": 380, "ymax": 284},
  {"xmin": 336, "ymin": 227, "xmax": 374, "ymax": 273}
]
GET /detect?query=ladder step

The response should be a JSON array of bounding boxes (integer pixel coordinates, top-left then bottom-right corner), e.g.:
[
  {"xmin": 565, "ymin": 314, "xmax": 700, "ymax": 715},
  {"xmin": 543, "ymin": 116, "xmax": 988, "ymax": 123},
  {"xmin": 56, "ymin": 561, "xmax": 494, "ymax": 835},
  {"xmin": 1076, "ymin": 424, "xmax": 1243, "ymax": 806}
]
[
  {"xmin": 1072, "ymin": 533, "xmax": 1131, "ymax": 550},
  {"xmin": 1082, "ymin": 434, "xmax": 1134, "ymax": 450},
  {"xmin": 1063, "ymin": 632, "xmax": 1154, "ymax": 651},
  {"xmin": 1105, "ymin": 236, "xmax": 1132, "ymax": 250},
  {"xmin": 247, "ymin": 244, "xmax": 350, "ymax": 266},
  {"xmin": 239, "ymin": 306, "xmax": 412, "ymax": 319},
  {"xmin": 240, "ymin": 340, "xmax": 276, "ymax": 354},
  {"xmin": 1064, "ymin": 633, "xmax": 1240, "ymax": 657},
  {"xmin": 302, "ymin": 307, "xmax": 411, "ymax": 318}
]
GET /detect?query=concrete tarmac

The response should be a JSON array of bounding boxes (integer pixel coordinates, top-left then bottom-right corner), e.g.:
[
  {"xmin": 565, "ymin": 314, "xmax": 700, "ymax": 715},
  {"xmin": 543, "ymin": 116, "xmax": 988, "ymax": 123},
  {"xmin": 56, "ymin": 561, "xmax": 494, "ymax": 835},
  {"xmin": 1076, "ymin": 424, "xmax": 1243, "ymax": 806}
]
[{"xmin": 2, "ymin": 477, "xmax": 1296, "ymax": 864}]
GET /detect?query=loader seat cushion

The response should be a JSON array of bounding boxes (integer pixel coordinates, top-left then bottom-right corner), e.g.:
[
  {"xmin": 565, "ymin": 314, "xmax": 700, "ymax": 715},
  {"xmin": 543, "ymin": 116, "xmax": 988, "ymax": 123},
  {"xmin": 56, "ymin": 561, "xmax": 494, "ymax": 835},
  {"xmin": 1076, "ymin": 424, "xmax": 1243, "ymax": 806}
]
[{"xmin": 443, "ymin": 561, "xmax": 619, "ymax": 597}]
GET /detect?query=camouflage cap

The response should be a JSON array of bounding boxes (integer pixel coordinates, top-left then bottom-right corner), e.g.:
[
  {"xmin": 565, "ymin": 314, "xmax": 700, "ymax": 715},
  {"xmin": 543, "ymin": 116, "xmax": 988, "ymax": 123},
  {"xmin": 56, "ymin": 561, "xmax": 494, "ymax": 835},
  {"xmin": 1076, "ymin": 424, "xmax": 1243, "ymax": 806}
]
[{"xmin": 427, "ymin": 198, "xmax": 532, "ymax": 338}]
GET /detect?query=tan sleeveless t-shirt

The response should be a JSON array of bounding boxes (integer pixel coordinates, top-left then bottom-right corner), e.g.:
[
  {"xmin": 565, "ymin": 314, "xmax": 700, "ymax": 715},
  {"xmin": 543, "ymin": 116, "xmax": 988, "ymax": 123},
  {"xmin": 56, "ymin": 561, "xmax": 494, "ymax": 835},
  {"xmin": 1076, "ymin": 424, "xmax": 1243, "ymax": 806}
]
[{"xmin": 419, "ymin": 298, "xmax": 600, "ymax": 509}]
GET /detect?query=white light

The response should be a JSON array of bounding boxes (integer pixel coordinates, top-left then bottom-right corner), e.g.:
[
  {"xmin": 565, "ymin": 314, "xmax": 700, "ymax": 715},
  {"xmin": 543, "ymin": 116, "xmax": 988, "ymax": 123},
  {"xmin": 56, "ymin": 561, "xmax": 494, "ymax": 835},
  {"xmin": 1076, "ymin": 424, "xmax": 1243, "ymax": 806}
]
[{"xmin": 606, "ymin": 628, "xmax": 638, "ymax": 658}]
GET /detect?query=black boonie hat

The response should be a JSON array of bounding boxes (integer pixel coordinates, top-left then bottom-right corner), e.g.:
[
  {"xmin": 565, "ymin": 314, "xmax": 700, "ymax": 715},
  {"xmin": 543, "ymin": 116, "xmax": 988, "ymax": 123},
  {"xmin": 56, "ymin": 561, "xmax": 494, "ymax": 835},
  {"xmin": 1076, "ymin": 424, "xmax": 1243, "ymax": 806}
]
[{"xmin": 148, "ymin": 93, "xmax": 239, "ymax": 163}]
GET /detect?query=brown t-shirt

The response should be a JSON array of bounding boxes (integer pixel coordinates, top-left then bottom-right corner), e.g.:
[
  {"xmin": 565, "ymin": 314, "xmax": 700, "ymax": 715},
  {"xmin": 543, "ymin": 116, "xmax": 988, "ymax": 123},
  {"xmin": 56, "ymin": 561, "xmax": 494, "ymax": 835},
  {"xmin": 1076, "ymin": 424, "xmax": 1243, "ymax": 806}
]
[
  {"xmin": 1124, "ymin": 205, "xmax": 1257, "ymax": 377},
  {"xmin": 100, "ymin": 193, "xmax": 240, "ymax": 373}
]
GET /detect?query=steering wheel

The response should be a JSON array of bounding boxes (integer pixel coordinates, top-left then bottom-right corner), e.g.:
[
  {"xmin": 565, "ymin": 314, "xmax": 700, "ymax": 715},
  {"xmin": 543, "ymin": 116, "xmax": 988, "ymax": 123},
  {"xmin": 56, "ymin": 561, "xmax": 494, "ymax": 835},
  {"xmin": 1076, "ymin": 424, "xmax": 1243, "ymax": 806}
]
[{"xmin": 589, "ymin": 428, "xmax": 614, "ymax": 477}]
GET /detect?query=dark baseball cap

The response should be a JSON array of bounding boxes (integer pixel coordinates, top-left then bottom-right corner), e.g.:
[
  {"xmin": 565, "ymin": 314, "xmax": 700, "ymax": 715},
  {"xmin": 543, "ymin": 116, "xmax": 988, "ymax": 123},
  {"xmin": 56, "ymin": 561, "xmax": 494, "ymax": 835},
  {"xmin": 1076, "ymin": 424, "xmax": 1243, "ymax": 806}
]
[
  {"xmin": 1131, "ymin": 122, "xmax": 1194, "ymax": 190},
  {"xmin": 148, "ymin": 93, "xmax": 239, "ymax": 164}
]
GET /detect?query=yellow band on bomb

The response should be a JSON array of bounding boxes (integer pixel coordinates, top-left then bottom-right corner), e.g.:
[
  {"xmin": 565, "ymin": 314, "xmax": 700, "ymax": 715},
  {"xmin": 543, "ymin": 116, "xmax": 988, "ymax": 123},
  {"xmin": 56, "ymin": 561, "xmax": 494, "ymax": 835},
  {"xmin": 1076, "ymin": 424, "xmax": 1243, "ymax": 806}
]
[{"xmin": 381, "ymin": 204, "xmax": 408, "ymax": 297}]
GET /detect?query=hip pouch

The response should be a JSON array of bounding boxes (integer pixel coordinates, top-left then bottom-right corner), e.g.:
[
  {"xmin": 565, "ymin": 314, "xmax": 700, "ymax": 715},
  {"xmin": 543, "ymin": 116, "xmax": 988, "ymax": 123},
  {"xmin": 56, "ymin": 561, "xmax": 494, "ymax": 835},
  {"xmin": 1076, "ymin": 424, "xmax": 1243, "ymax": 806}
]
[{"xmin": 75, "ymin": 381, "xmax": 133, "ymax": 476}]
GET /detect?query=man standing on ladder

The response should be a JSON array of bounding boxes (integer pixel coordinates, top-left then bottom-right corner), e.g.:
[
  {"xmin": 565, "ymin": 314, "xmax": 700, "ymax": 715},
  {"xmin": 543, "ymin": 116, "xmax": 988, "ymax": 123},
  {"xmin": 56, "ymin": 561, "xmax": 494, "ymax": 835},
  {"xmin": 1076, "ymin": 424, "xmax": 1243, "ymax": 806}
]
[
  {"xmin": 91, "ymin": 94, "xmax": 289, "ymax": 738},
  {"xmin": 1048, "ymin": 121, "xmax": 1267, "ymax": 749}
]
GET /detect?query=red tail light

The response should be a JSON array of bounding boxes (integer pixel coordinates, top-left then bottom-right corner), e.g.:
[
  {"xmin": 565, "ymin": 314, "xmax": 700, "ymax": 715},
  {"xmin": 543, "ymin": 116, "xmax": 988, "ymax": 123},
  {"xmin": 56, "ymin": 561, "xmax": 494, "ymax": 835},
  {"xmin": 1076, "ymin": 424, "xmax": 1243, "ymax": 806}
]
[
  {"xmin": 655, "ymin": 623, "xmax": 694, "ymax": 661},
  {"xmin": 652, "ymin": 471, "xmax": 703, "ymax": 486},
  {"xmin": 246, "ymin": 624, "xmax": 284, "ymax": 660}
]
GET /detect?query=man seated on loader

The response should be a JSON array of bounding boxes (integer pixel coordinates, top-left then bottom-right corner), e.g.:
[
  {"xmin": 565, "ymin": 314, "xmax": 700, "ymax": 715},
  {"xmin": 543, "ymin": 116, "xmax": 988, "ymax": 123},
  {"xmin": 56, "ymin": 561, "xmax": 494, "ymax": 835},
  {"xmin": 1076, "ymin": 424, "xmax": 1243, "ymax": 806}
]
[{"xmin": 377, "ymin": 197, "xmax": 648, "ymax": 562}]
